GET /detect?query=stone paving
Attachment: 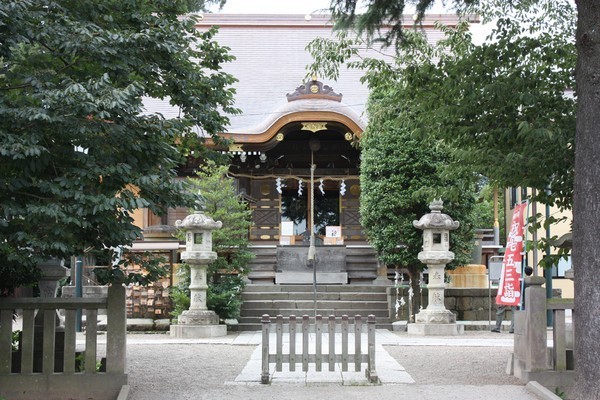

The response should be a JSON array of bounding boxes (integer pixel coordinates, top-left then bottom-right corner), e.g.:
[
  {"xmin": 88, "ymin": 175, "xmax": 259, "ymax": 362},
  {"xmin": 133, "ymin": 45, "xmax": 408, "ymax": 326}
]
[
  {"xmin": 220, "ymin": 329, "xmax": 514, "ymax": 386},
  {"xmin": 231, "ymin": 331, "xmax": 415, "ymax": 385},
  {"xmin": 121, "ymin": 329, "xmax": 558, "ymax": 400}
]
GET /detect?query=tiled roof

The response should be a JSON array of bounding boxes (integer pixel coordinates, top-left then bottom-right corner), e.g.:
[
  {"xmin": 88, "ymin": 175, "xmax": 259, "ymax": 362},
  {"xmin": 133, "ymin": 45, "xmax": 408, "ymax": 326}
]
[{"xmin": 144, "ymin": 14, "xmax": 470, "ymax": 135}]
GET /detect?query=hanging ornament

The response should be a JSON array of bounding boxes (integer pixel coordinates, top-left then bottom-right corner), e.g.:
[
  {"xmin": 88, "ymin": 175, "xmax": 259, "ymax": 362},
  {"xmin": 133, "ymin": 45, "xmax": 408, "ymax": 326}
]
[
  {"xmin": 318, "ymin": 178, "xmax": 325, "ymax": 195},
  {"xmin": 298, "ymin": 179, "xmax": 303, "ymax": 197},
  {"xmin": 276, "ymin": 177, "xmax": 285, "ymax": 194},
  {"xmin": 340, "ymin": 179, "xmax": 346, "ymax": 196}
]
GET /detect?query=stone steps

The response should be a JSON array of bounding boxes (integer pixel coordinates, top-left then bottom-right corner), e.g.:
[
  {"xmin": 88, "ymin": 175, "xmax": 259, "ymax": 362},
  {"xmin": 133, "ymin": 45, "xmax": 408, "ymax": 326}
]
[
  {"xmin": 242, "ymin": 284, "xmax": 386, "ymax": 293},
  {"xmin": 239, "ymin": 308, "xmax": 390, "ymax": 319},
  {"xmin": 240, "ymin": 300, "xmax": 389, "ymax": 312},
  {"xmin": 242, "ymin": 291, "xmax": 386, "ymax": 301},
  {"xmin": 246, "ymin": 246, "xmax": 277, "ymax": 283},
  {"xmin": 345, "ymin": 246, "xmax": 379, "ymax": 282},
  {"xmin": 235, "ymin": 283, "xmax": 391, "ymax": 331}
]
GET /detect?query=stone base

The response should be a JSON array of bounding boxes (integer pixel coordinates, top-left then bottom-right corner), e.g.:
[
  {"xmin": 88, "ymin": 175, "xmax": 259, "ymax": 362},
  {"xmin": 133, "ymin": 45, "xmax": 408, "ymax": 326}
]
[
  {"xmin": 407, "ymin": 323, "xmax": 464, "ymax": 336},
  {"xmin": 178, "ymin": 310, "xmax": 219, "ymax": 325},
  {"xmin": 414, "ymin": 309, "xmax": 456, "ymax": 324},
  {"xmin": 170, "ymin": 324, "xmax": 227, "ymax": 338}
]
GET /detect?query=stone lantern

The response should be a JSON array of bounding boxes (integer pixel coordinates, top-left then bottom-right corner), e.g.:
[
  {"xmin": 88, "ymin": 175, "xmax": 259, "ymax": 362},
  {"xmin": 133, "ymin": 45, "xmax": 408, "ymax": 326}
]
[
  {"xmin": 35, "ymin": 258, "xmax": 69, "ymax": 328},
  {"xmin": 170, "ymin": 210, "xmax": 226, "ymax": 338},
  {"xmin": 407, "ymin": 199, "xmax": 463, "ymax": 335}
]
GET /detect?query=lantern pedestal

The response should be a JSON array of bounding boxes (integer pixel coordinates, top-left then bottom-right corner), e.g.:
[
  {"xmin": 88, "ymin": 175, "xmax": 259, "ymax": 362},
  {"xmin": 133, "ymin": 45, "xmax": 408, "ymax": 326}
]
[
  {"xmin": 406, "ymin": 322, "xmax": 464, "ymax": 335},
  {"xmin": 170, "ymin": 322, "xmax": 226, "ymax": 338}
]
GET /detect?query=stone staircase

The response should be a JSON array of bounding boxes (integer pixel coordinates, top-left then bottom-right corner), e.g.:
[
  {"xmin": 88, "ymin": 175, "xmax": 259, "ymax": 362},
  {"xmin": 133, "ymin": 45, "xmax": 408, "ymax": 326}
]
[
  {"xmin": 345, "ymin": 245, "xmax": 379, "ymax": 283},
  {"xmin": 234, "ymin": 284, "xmax": 392, "ymax": 331},
  {"xmin": 246, "ymin": 245, "xmax": 277, "ymax": 284}
]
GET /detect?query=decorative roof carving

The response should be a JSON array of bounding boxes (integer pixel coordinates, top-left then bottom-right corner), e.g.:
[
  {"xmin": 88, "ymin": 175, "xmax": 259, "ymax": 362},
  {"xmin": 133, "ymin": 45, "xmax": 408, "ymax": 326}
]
[
  {"xmin": 286, "ymin": 79, "xmax": 342, "ymax": 102},
  {"xmin": 413, "ymin": 199, "xmax": 460, "ymax": 231},
  {"xmin": 176, "ymin": 211, "xmax": 222, "ymax": 230}
]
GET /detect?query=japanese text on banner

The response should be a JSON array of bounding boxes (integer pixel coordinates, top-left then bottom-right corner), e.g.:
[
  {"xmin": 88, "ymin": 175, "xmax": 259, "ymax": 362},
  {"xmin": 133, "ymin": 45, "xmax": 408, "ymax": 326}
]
[{"xmin": 496, "ymin": 202, "xmax": 526, "ymax": 306}]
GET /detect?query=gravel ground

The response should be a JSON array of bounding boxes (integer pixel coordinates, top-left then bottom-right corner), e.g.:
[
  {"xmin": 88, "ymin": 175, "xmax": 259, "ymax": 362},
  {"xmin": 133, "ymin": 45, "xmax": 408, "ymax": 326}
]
[
  {"xmin": 384, "ymin": 345, "xmax": 522, "ymax": 386},
  {"xmin": 126, "ymin": 333, "xmax": 541, "ymax": 400}
]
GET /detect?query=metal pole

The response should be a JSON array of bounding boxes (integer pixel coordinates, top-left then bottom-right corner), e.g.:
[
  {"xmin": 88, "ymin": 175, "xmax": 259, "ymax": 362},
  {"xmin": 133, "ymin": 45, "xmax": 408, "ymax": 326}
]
[
  {"xmin": 488, "ymin": 267, "xmax": 492, "ymax": 329},
  {"xmin": 75, "ymin": 256, "xmax": 83, "ymax": 332},
  {"xmin": 308, "ymin": 150, "xmax": 317, "ymax": 317},
  {"xmin": 545, "ymin": 189, "xmax": 553, "ymax": 326},
  {"xmin": 493, "ymin": 186, "xmax": 500, "ymax": 245},
  {"xmin": 532, "ymin": 189, "xmax": 538, "ymax": 274}
]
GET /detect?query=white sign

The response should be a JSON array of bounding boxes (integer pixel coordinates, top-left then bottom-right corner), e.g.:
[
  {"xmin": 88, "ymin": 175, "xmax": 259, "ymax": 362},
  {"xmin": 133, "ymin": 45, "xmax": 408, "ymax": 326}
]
[
  {"xmin": 281, "ymin": 221, "xmax": 294, "ymax": 236},
  {"xmin": 326, "ymin": 226, "xmax": 341, "ymax": 238}
]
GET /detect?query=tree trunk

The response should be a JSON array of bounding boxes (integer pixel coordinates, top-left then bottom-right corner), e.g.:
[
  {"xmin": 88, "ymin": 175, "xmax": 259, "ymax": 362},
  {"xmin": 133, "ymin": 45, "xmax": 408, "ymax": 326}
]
[{"xmin": 573, "ymin": 1, "xmax": 600, "ymax": 398}]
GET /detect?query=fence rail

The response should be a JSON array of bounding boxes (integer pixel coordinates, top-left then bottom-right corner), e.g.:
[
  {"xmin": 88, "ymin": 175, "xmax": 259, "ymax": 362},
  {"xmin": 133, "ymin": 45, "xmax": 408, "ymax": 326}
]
[
  {"xmin": 0, "ymin": 285, "xmax": 127, "ymax": 400},
  {"xmin": 260, "ymin": 313, "xmax": 378, "ymax": 384}
]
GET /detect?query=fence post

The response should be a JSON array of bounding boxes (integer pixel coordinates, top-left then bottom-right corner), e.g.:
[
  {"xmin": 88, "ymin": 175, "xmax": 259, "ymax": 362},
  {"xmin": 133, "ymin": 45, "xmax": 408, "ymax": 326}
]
[
  {"xmin": 261, "ymin": 314, "xmax": 270, "ymax": 384},
  {"xmin": 553, "ymin": 308, "xmax": 567, "ymax": 370},
  {"xmin": 106, "ymin": 284, "xmax": 127, "ymax": 374},
  {"xmin": 0, "ymin": 309, "xmax": 12, "ymax": 373},
  {"xmin": 42, "ymin": 310, "xmax": 56, "ymax": 374},
  {"xmin": 354, "ymin": 315, "xmax": 362, "ymax": 372},
  {"xmin": 525, "ymin": 277, "xmax": 548, "ymax": 371},
  {"xmin": 328, "ymin": 315, "xmax": 335, "ymax": 371},
  {"xmin": 315, "ymin": 315, "xmax": 323, "ymax": 371},
  {"xmin": 302, "ymin": 315, "xmax": 309, "ymax": 371},
  {"xmin": 21, "ymin": 309, "xmax": 35, "ymax": 374},
  {"xmin": 85, "ymin": 309, "xmax": 98, "ymax": 373},
  {"xmin": 289, "ymin": 315, "xmax": 296, "ymax": 371},
  {"xmin": 275, "ymin": 315, "xmax": 283, "ymax": 372},
  {"xmin": 341, "ymin": 315, "xmax": 348, "ymax": 371},
  {"xmin": 366, "ymin": 314, "xmax": 378, "ymax": 383},
  {"xmin": 63, "ymin": 310, "xmax": 76, "ymax": 373}
]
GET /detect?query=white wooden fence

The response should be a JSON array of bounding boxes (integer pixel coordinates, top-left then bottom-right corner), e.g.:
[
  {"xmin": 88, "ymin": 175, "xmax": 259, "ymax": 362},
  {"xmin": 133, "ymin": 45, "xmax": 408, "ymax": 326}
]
[
  {"xmin": 0, "ymin": 285, "xmax": 127, "ymax": 400},
  {"xmin": 260, "ymin": 314, "xmax": 378, "ymax": 384}
]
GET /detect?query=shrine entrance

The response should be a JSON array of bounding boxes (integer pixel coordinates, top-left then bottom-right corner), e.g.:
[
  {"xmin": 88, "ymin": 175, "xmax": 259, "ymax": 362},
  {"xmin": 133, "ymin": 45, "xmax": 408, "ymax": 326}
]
[
  {"xmin": 228, "ymin": 123, "xmax": 363, "ymax": 246},
  {"xmin": 280, "ymin": 174, "xmax": 341, "ymax": 241}
]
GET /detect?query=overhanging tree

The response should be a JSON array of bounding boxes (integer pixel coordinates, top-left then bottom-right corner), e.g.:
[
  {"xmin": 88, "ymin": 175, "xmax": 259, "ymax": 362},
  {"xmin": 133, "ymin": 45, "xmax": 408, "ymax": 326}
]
[
  {"xmin": 323, "ymin": 0, "xmax": 597, "ymax": 397},
  {"xmin": 0, "ymin": 0, "xmax": 237, "ymax": 293}
]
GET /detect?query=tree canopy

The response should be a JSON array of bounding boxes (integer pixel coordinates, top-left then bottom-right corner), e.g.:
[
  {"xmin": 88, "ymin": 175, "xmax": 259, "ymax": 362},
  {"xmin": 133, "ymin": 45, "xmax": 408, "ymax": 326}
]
[
  {"xmin": 359, "ymin": 82, "xmax": 476, "ymax": 271},
  {"xmin": 320, "ymin": 0, "xmax": 600, "ymax": 397},
  {"xmin": 313, "ymin": 1, "xmax": 576, "ymax": 210},
  {"xmin": 0, "ymin": 0, "xmax": 237, "ymax": 293}
]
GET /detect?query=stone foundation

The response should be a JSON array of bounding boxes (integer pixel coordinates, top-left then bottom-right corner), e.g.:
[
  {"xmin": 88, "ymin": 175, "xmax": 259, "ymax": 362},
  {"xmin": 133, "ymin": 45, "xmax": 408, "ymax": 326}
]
[
  {"xmin": 389, "ymin": 287, "xmax": 563, "ymax": 322},
  {"xmin": 170, "ymin": 324, "xmax": 227, "ymax": 338},
  {"xmin": 407, "ymin": 323, "xmax": 464, "ymax": 336}
]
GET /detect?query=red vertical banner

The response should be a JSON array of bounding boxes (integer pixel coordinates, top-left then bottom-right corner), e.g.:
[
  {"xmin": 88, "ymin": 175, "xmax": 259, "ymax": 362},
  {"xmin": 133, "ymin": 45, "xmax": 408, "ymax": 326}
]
[{"xmin": 496, "ymin": 202, "xmax": 527, "ymax": 306}]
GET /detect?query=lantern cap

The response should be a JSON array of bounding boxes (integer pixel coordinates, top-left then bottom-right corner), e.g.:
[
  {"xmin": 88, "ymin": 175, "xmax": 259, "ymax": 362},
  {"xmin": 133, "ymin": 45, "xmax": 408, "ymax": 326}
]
[
  {"xmin": 413, "ymin": 199, "xmax": 460, "ymax": 231},
  {"xmin": 176, "ymin": 210, "xmax": 222, "ymax": 230}
]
